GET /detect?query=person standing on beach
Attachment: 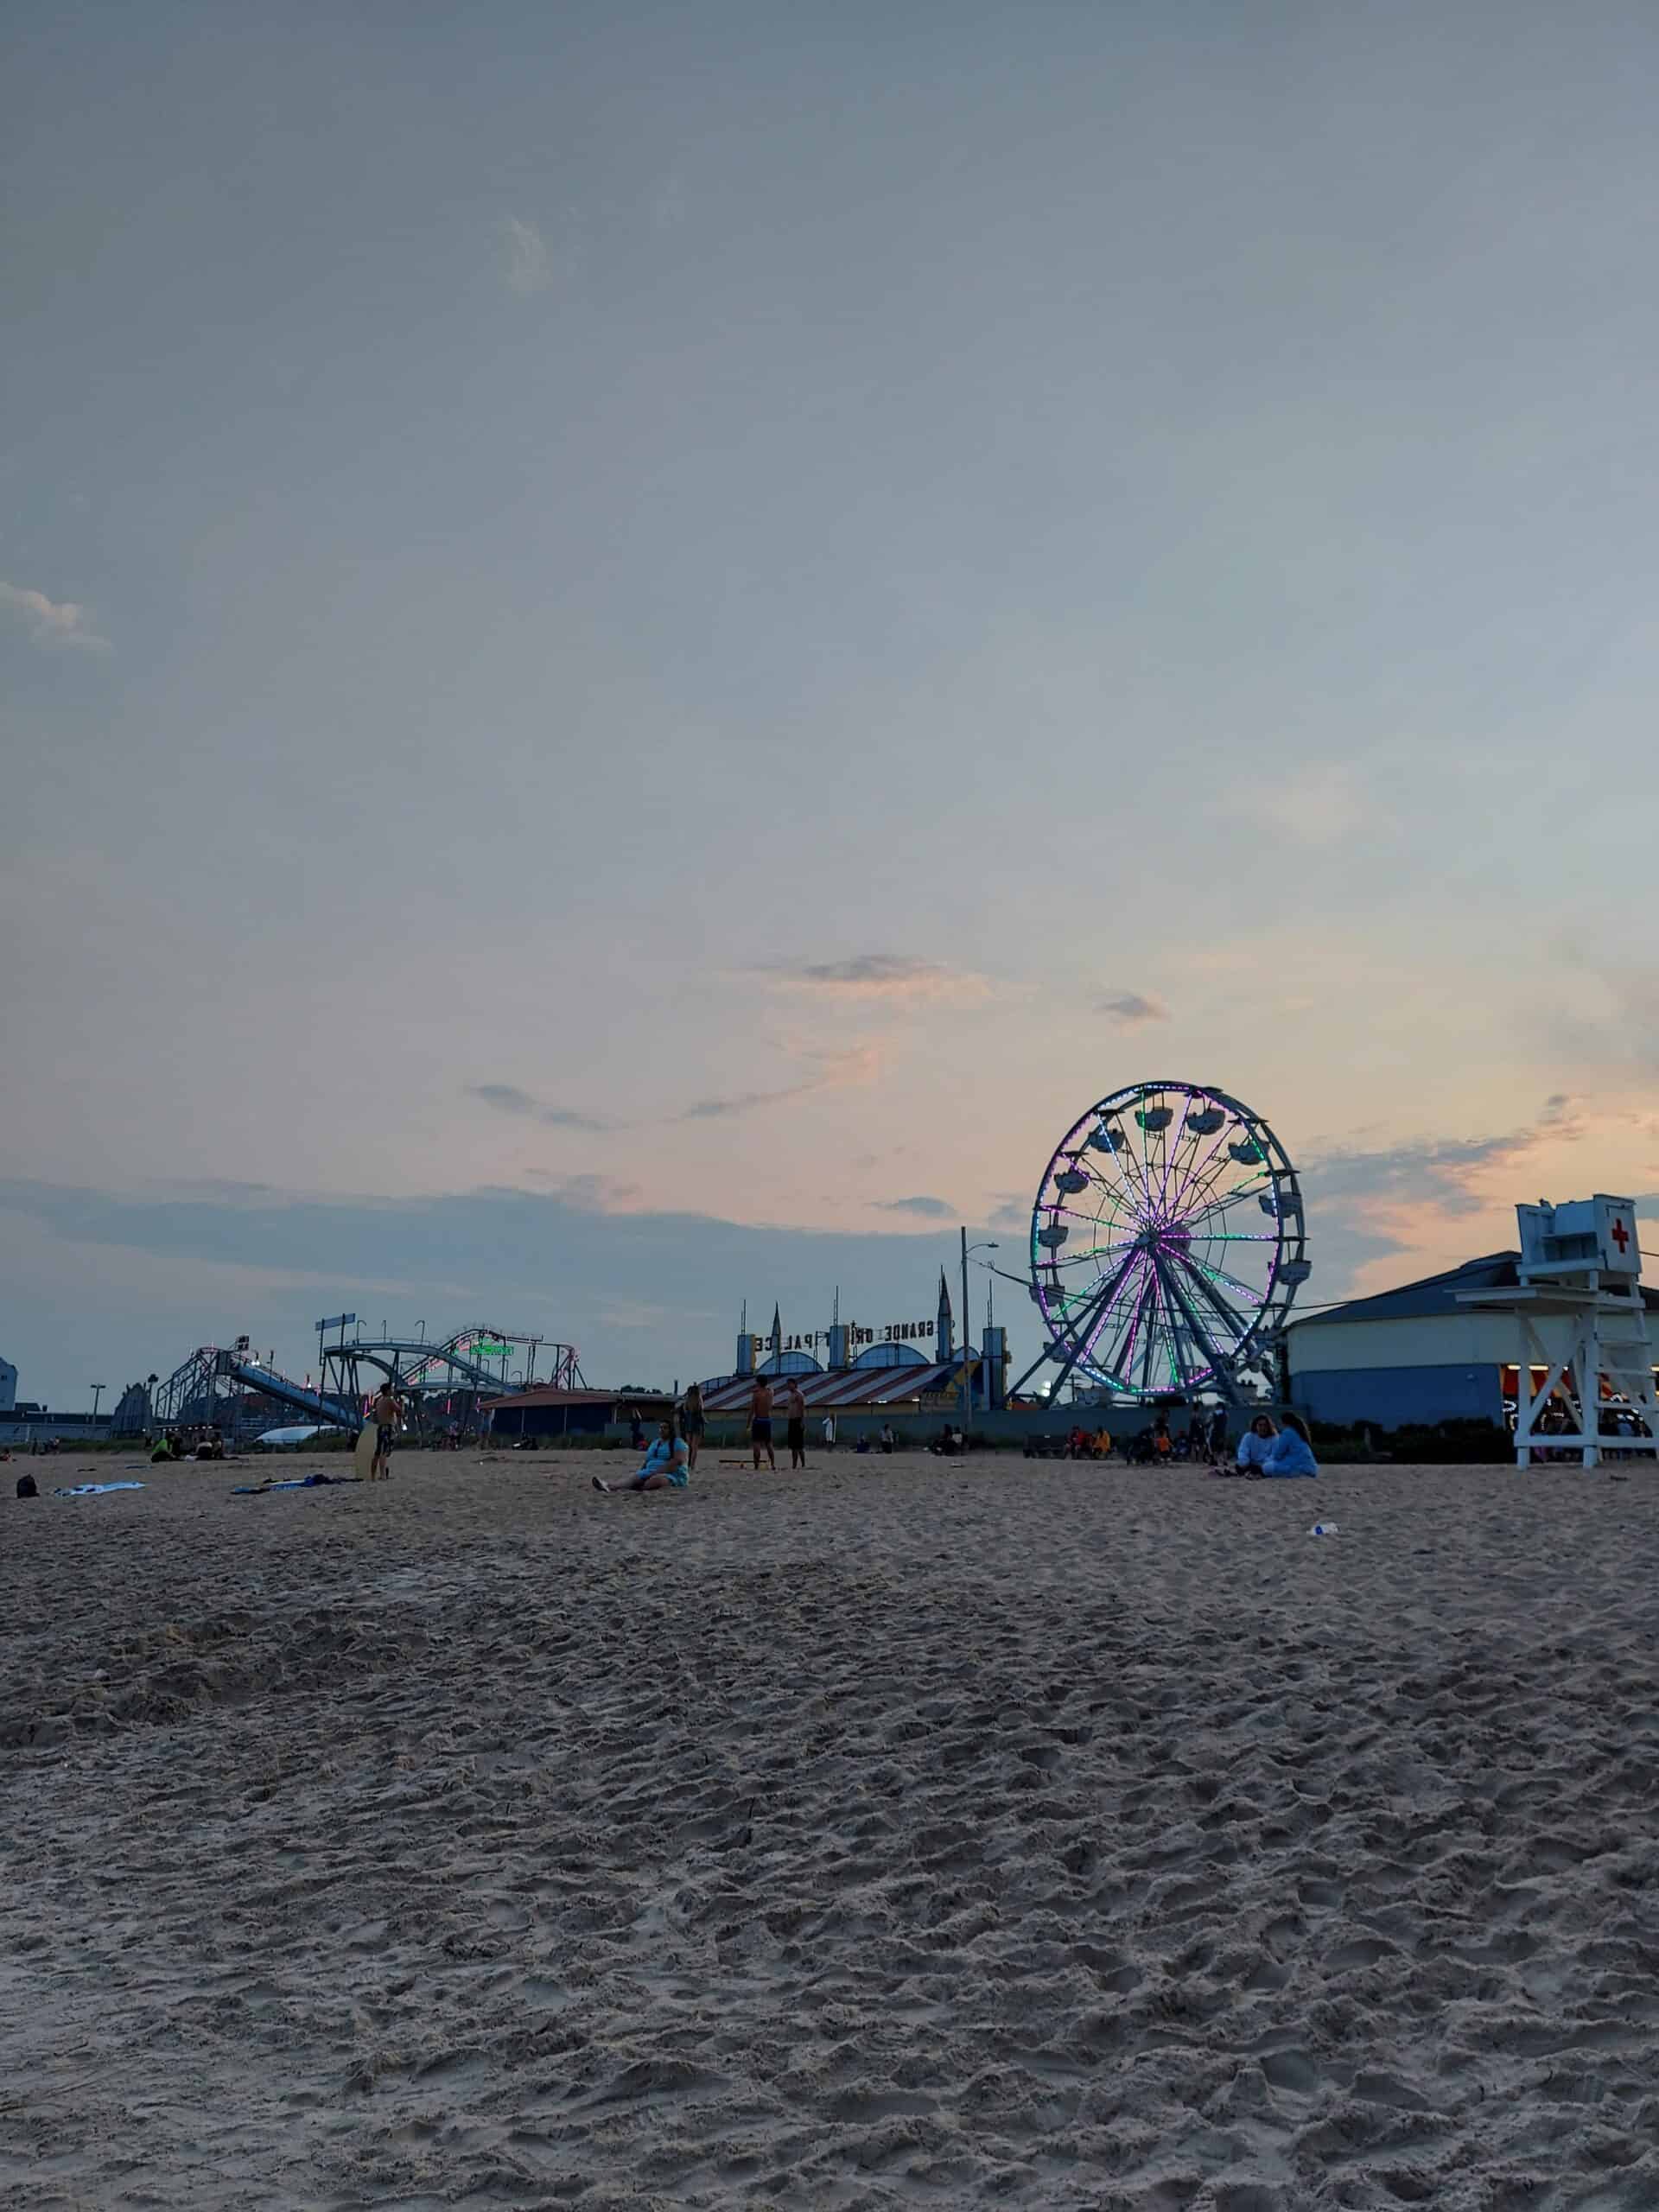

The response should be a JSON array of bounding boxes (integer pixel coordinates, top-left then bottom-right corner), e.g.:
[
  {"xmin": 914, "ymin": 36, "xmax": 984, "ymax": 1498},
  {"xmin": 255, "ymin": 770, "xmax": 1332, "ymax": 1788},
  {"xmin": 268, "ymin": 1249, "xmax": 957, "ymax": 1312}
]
[
  {"xmin": 785, "ymin": 1380, "xmax": 807, "ymax": 1469},
  {"xmin": 370, "ymin": 1382, "xmax": 401, "ymax": 1479},
  {"xmin": 750, "ymin": 1376, "xmax": 776, "ymax": 1471},
  {"xmin": 681, "ymin": 1382, "xmax": 705, "ymax": 1471},
  {"xmin": 822, "ymin": 1412, "xmax": 836, "ymax": 1452}
]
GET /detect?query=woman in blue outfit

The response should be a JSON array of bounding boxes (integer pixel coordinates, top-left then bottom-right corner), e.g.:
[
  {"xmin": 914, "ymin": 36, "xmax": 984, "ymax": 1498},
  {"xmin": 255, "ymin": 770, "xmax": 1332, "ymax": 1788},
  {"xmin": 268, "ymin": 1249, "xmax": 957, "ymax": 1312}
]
[
  {"xmin": 593, "ymin": 1419, "xmax": 690, "ymax": 1495},
  {"xmin": 1260, "ymin": 1413, "xmax": 1319, "ymax": 1478}
]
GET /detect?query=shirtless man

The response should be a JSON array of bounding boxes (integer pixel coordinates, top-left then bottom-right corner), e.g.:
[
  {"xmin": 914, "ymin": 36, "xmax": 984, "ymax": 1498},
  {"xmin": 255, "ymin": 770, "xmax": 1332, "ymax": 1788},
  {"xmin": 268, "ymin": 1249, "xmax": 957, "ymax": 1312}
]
[
  {"xmin": 749, "ymin": 1376, "xmax": 776, "ymax": 1472},
  {"xmin": 370, "ymin": 1382, "xmax": 401, "ymax": 1479},
  {"xmin": 785, "ymin": 1379, "xmax": 807, "ymax": 1469}
]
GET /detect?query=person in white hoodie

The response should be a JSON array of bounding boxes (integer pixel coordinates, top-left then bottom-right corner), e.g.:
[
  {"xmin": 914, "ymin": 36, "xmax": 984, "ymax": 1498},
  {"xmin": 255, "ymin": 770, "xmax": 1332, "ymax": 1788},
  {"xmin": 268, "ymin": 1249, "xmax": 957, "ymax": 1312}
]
[{"xmin": 1227, "ymin": 1414, "xmax": 1277, "ymax": 1476}]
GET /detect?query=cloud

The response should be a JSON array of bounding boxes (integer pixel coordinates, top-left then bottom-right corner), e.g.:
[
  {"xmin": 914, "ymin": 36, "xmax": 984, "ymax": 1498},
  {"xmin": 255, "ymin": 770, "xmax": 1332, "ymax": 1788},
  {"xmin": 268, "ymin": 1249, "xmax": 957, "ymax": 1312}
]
[
  {"xmin": 757, "ymin": 954, "xmax": 988, "ymax": 1004},
  {"xmin": 1220, "ymin": 763, "xmax": 1375, "ymax": 850},
  {"xmin": 1301, "ymin": 1130, "xmax": 1538, "ymax": 1221},
  {"xmin": 678, "ymin": 1042, "xmax": 882, "ymax": 1123},
  {"xmin": 652, "ymin": 173, "xmax": 688, "ymax": 232},
  {"xmin": 989, "ymin": 1195, "xmax": 1031, "ymax": 1232},
  {"xmin": 468, "ymin": 1084, "xmax": 613, "ymax": 1133},
  {"xmin": 1556, "ymin": 959, "xmax": 1659, "ymax": 1072},
  {"xmin": 0, "ymin": 581, "xmax": 108, "ymax": 652},
  {"xmin": 1301, "ymin": 1099, "xmax": 1586, "ymax": 1225},
  {"xmin": 680, "ymin": 1083, "xmax": 819, "ymax": 1122},
  {"xmin": 874, "ymin": 1195, "xmax": 954, "ymax": 1219},
  {"xmin": 1096, "ymin": 990, "xmax": 1168, "ymax": 1026},
  {"xmin": 0, "ymin": 1175, "xmax": 1014, "ymax": 1408},
  {"xmin": 518, "ymin": 1171, "xmax": 641, "ymax": 1210},
  {"xmin": 502, "ymin": 216, "xmax": 551, "ymax": 296}
]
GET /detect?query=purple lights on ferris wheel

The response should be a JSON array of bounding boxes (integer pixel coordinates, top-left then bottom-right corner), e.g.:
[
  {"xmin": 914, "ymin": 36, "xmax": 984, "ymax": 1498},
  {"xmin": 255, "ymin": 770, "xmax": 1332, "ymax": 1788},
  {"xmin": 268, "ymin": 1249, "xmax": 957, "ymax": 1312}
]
[{"xmin": 1027, "ymin": 1079, "xmax": 1310, "ymax": 1403}]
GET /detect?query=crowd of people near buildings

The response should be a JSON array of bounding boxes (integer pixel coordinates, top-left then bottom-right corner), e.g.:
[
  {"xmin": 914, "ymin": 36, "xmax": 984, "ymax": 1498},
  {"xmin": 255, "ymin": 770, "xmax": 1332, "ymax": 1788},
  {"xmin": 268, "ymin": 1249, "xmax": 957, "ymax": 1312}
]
[{"xmin": 591, "ymin": 1367, "xmax": 1320, "ymax": 1496}]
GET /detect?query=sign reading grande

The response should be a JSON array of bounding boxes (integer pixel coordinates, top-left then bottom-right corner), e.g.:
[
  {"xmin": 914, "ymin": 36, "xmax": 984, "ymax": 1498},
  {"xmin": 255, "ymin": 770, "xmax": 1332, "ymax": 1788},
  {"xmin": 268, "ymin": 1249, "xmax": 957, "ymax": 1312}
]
[{"xmin": 749, "ymin": 1320, "xmax": 936, "ymax": 1356}]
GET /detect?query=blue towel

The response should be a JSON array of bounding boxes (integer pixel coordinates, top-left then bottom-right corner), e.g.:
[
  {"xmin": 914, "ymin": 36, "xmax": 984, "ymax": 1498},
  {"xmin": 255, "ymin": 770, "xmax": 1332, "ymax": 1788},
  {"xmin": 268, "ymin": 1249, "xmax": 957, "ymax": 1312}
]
[{"xmin": 232, "ymin": 1473, "xmax": 361, "ymax": 1495}]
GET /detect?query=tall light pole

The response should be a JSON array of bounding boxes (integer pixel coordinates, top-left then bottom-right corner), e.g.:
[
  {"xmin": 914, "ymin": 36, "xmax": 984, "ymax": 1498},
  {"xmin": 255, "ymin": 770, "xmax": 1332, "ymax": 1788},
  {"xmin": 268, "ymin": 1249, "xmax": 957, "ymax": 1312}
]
[
  {"xmin": 90, "ymin": 1383, "xmax": 105, "ymax": 1424},
  {"xmin": 959, "ymin": 1233, "xmax": 998, "ymax": 1433}
]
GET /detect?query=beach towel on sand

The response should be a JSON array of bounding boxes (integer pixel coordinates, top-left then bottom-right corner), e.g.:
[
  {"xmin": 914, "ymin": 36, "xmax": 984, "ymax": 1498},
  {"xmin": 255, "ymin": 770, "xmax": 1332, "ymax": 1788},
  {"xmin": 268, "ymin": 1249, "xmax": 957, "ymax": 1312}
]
[
  {"xmin": 54, "ymin": 1481, "xmax": 146, "ymax": 1498},
  {"xmin": 232, "ymin": 1473, "xmax": 363, "ymax": 1496}
]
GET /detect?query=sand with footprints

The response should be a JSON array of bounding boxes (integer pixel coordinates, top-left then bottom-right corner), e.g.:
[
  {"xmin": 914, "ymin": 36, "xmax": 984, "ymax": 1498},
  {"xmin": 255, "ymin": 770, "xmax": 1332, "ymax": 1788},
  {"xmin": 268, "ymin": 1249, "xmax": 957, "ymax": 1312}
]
[{"xmin": 4, "ymin": 1448, "xmax": 1658, "ymax": 2209}]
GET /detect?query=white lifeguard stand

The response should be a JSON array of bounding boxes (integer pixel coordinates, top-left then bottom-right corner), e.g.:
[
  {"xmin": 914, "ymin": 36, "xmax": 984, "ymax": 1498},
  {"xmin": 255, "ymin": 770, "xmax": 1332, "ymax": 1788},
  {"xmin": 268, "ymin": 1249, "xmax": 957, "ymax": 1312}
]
[{"xmin": 1459, "ymin": 1195, "xmax": 1657, "ymax": 1468}]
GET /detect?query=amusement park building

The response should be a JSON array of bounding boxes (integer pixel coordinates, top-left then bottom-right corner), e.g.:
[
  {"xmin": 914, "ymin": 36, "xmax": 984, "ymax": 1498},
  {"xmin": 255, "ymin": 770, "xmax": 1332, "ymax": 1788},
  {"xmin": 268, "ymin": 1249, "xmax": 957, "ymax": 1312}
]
[
  {"xmin": 695, "ymin": 1274, "xmax": 1009, "ymax": 1424},
  {"xmin": 1284, "ymin": 1250, "xmax": 1659, "ymax": 1429}
]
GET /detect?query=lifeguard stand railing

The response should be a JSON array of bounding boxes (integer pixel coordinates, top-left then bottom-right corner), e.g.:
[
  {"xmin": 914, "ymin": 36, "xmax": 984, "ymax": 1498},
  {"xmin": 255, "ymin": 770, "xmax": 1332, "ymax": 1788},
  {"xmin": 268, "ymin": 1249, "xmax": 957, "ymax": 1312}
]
[{"xmin": 1459, "ymin": 1196, "xmax": 1657, "ymax": 1469}]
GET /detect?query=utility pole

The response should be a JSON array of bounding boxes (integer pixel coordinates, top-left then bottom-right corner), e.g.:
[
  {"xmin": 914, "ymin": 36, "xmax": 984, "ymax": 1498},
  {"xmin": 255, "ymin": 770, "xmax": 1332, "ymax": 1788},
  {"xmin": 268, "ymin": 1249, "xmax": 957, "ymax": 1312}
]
[{"xmin": 960, "ymin": 1228, "xmax": 972, "ymax": 1432}]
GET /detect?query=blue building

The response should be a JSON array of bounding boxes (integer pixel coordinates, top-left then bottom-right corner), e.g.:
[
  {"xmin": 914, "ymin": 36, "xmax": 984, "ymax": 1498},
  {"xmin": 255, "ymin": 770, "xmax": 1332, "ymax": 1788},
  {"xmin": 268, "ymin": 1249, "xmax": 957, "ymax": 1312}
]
[{"xmin": 1285, "ymin": 1250, "xmax": 1659, "ymax": 1430}]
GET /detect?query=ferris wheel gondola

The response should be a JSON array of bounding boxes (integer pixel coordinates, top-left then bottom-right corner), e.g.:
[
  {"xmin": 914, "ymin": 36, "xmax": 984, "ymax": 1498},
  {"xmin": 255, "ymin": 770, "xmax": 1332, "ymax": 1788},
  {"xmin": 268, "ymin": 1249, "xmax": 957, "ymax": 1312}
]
[{"xmin": 1025, "ymin": 1079, "xmax": 1309, "ymax": 1403}]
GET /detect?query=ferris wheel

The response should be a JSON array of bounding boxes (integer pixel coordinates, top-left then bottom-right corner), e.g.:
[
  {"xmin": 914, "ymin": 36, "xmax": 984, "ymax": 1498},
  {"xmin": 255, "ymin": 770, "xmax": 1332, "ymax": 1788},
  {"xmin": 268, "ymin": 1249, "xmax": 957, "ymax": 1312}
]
[{"xmin": 1024, "ymin": 1080, "xmax": 1309, "ymax": 1403}]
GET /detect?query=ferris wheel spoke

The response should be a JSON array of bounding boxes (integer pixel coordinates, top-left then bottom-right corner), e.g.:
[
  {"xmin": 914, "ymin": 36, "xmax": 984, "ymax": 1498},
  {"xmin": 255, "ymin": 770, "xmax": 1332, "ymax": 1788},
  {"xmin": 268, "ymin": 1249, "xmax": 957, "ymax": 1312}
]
[
  {"xmin": 1174, "ymin": 1177, "xmax": 1271, "ymax": 1238},
  {"xmin": 1153, "ymin": 1088, "xmax": 1200, "ymax": 1214},
  {"xmin": 1157, "ymin": 1251, "xmax": 1228, "ymax": 1383},
  {"xmin": 1173, "ymin": 1135, "xmax": 1260, "ymax": 1235},
  {"xmin": 1171, "ymin": 1249, "xmax": 1258, "ymax": 1350},
  {"xmin": 1189, "ymin": 1257, "xmax": 1269, "ymax": 1308},
  {"xmin": 1164, "ymin": 1105, "xmax": 1238, "ymax": 1224},
  {"xmin": 1045, "ymin": 1203, "xmax": 1140, "ymax": 1236},
  {"xmin": 1096, "ymin": 1262, "xmax": 1148, "ymax": 1380},
  {"xmin": 1043, "ymin": 1244, "xmax": 1145, "ymax": 1389},
  {"xmin": 1125, "ymin": 1108, "xmax": 1162, "ymax": 1224},
  {"xmin": 1048, "ymin": 1236, "xmax": 1141, "ymax": 1270},
  {"xmin": 1138, "ymin": 1262, "xmax": 1165, "ymax": 1394},
  {"xmin": 1076, "ymin": 1249, "xmax": 1152, "ymax": 1376}
]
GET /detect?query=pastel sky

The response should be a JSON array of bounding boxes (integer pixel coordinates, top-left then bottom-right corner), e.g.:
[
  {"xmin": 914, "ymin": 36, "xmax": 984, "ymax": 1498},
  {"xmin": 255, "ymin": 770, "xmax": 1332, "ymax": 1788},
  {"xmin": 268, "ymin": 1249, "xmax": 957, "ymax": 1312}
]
[{"xmin": 6, "ymin": 2, "xmax": 1659, "ymax": 1407}]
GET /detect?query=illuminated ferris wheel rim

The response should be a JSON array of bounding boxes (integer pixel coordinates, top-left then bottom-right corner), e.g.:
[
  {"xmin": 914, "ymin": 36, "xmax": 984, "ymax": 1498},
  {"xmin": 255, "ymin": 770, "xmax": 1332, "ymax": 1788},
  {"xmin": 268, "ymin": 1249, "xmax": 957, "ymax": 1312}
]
[{"xmin": 1027, "ymin": 1078, "xmax": 1309, "ymax": 1402}]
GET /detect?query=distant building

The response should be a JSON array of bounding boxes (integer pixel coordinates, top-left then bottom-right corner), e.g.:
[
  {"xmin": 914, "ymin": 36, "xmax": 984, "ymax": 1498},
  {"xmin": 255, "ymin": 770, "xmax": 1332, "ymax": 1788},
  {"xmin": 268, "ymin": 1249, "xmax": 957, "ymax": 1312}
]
[
  {"xmin": 696, "ymin": 1274, "xmax": 1009, "ymax": 1423},
  {"xmin": 0, "ymin": 1354, "xmax": 15, "ymax": 1415},
  {"xmin": 1285, "ymin": 1250, "xmax": 1659, "ymax": 1430},
  {"xmin": 484, "ymin": 1387, "xmax": 672, "ymax": 1440}
]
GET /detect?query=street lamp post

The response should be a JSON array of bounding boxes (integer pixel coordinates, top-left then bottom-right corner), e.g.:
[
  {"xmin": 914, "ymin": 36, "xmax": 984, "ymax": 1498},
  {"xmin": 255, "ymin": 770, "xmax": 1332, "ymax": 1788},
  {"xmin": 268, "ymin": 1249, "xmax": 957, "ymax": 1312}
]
[
  {"xmin": 959, "ymin": 1233, "xmax": 998, "ymax": 1433},
  {"xmin": 90, "ymin": 1383, "xmax": 105, "ymax": 1425}
]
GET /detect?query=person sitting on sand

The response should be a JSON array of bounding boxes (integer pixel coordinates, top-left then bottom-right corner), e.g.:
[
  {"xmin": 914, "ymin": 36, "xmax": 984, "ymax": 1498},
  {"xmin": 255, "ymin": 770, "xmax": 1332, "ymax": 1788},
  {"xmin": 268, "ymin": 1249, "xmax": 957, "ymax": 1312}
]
[
  {"xmin": 1090, "ymin": 1427, "xmax": 1112, "ymax": 1460},
  {"xmin": 1260, "ymin": 1412, "xmax": 1319, "ymax": 1478},
  {"xmin": 593, "ymin": 1419, "xmax": 690, "ymax": 1495},
  {"xmin": 1222, "ymin": 1414, "xmax": 1276, "ymax": 1476}
]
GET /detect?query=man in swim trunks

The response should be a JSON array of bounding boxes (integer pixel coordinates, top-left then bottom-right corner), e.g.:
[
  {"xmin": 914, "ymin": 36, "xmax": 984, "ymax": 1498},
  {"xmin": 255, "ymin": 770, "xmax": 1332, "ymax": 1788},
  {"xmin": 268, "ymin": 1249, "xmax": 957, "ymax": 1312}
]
[
  {"xmin": 370, "ymin": 1382, "xmax": 401, "ymax": 1479},
  {"xmin": 785, "ymin": 1379, "xmax": 807, "ymax": 1468},
  {"xmin": 750, "ymin": 1376, "xmax": 776, "ymax": 1471}
]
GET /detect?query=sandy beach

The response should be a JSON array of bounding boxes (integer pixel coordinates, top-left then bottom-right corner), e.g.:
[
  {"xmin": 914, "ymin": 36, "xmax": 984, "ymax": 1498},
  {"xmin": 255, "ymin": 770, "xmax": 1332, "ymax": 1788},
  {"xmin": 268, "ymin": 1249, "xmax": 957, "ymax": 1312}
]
[{"xmin": 4, "ymin": 1448, "xmax": 1658, "ymax": 2210}]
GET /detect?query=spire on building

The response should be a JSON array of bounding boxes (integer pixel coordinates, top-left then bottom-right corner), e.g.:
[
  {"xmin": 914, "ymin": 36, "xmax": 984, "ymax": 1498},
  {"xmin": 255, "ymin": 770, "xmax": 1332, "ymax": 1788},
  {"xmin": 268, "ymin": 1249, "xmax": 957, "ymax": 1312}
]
[
  {"xmin": 937, "ymin": 1269, "xmax": 954, "ymax": 1362},
  {"xmin": 771, "ymin": 1302, "xmax": 782, "ymax": 1351}
]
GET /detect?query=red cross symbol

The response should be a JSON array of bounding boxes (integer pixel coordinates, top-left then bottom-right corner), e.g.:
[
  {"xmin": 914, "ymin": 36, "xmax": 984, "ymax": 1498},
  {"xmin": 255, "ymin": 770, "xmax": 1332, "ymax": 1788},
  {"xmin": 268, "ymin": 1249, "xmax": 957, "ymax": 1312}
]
[{"xmin": 1611, "ymin": 1217, "xmax": 1630, "ymax": 1255}]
